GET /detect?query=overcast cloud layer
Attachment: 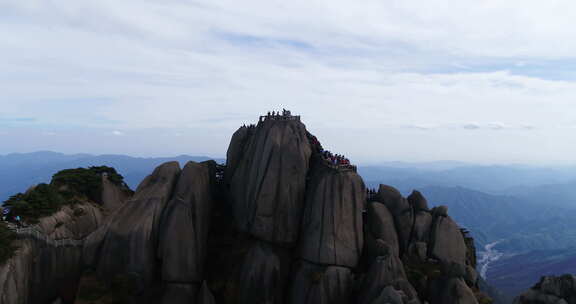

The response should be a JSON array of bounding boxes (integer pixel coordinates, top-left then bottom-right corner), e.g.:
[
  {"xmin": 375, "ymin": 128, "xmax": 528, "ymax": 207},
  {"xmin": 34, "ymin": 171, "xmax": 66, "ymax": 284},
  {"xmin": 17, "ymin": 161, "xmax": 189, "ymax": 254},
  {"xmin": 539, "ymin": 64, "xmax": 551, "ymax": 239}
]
[{"xmin": 2, "ymin": 0, "xmax": 576, "ymax": 164}]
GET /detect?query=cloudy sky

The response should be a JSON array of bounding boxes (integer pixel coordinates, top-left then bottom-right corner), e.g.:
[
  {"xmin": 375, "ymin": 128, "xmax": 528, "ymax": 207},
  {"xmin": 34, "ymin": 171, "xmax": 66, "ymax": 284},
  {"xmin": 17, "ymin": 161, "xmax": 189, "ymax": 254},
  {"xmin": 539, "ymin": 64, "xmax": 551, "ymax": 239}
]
[{"xmin": 2, "ymin": 0, "xmax": 576, "ymax": 164}]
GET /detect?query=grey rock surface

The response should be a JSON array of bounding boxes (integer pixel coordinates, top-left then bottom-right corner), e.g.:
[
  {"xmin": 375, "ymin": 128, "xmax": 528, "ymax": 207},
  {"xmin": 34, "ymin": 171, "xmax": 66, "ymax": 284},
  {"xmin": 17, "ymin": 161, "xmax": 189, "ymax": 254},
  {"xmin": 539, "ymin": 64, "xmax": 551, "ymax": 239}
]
[
  {"xmin": 237, "ymin": 241, "xmax": 291, "ymax": 304},
  {"xmin": 376, "ymin": 185, "xmax": 413, "ymax": 256},
  {"xmin": 158, "ymin": 161, "xmax": 214, "ymax": 283},
  {"xmin": 514, "ymin": 275, "xmax": 576, "ymax": 304},
  {"xmin": 101, "ymin": 174, "xmax": 131, "ymax": 212},
  {"xmin": 289, "ymin": 260, "xmax": 354, "ymax": 304},
  {"xmin": 429, "ymin": 215, "xmax": 468, "ymax": 266},
  {"xmin": 0, "ymin": 202, "xmax": 105, "ymax": 304},
  {"xmin": 433, "ymin": 277, "xmax": 479, "ymax": 304},
  {"xmin": 408, "ymin": 191, "xmax": 429, "ymax": 211},
  {"xmin": 88, "ymin": 162, "xmax": 181, "ymax": 289},
  {"xmin": 227, "ymin": 120, "xmax": 312, "ymax": 245},
  {"xmin": 299, "ymin": 163, "xmax": 365, "ymax": 267},
  {"xmin": 366, "ymin": 202, "xmax": 400, "ymax": 257},
  {"xmin": 357, "ymin": 240, "xmax": 420, "ymax": 304},
  {"xmin": 369, "ymin": 286, "xmax": 405, "ymax": 304}
]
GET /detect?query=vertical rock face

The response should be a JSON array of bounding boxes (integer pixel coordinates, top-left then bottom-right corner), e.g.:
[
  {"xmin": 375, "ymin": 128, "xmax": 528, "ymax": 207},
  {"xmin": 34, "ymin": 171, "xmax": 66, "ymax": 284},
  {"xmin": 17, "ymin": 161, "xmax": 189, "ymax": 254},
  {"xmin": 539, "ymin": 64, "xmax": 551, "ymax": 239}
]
[
  {"xmin": 237, "ymin": 241, "xmax": 291, "ymax": 304},
  {"xmin": 158, "ymin": 161, "xmax": 214, "ymax": 284},
  {"xmin": 0, "ymin": 240, "xmax": 33, "ymax": 304},
  {"xmin": 101, "ymin": 175, "xmax": 132, "ymax": 212},
  {"xmin": 0, "ymin": 203, "xmax": 106, "ymax": 304},
  {"xmin": 224, "ymin": 126, "xmax": 249, "ymax": 185},
  {"xmin": 299, "ymin": 163, "xmax": 365, "ymax": 268},
  {"xmin": 227, "ymin": 120, "xmax": 312, "ymax": 246},
  {"xmin": 357, "ymin": 240, "xmax": 420, "ymax": 304},
  {"xmin": 377, "ymin": 185, "xmax": 413, "ymax": 257},
  {"xmin": 431, "ymin": 277, "xmax": 479, "ymax": 304},
  {"xmin": 366, "ymin": 202, "xmax": 400, "ymax": 258},
  {"xmin": 407, "ymin": 191, "xmax": 432, "ymax": 243},
  {"xmin": 289, "ymin": 260, "xmax": 354, "ymax": 304},
  {"xmin": 514, "ymin": 275, "xmax": 576, "ymax": 304},
  {"xmin": 88, "ymin": 162, "xmax": 181, "ymax": 292},
  {"xmin": 79, "ymin": 161, "xmax": 218, "ymax": 304}
]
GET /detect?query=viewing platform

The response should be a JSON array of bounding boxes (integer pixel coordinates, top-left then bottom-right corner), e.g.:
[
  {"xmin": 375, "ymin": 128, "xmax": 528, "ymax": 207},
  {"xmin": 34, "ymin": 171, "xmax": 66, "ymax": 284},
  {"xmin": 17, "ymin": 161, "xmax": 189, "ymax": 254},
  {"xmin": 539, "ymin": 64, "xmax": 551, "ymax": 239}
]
[{"xmin": 259, "ymin": 109, "xmax": 300, "ymax": 123}]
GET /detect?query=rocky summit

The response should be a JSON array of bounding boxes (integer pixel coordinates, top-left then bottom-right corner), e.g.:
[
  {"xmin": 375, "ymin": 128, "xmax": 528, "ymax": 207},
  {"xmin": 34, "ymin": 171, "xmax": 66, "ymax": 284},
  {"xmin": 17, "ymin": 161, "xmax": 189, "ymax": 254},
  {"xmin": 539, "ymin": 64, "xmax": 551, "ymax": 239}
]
[
  {"xmin": 1, "ymin": 113, "xmax": 493, "ymax": 304},
  {"xmin": 513, "ymin": 275, "xmax": 576, "ymax": 304}
]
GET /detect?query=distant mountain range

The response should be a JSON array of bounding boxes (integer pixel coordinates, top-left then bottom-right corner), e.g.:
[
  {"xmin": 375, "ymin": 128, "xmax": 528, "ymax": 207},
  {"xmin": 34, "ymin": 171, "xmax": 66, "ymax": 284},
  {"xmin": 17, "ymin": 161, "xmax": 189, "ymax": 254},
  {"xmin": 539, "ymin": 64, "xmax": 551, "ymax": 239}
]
[
  {"xmin": 359, "ymin": 164, "xmax": 576, "ymax": 206},
  {"xmin": 0, "ymin": 151, "xmax": 225, "ymax": 202},
  {"xmin": 415, "ymin": 186, "xmax": 576, "ymax": 252}
]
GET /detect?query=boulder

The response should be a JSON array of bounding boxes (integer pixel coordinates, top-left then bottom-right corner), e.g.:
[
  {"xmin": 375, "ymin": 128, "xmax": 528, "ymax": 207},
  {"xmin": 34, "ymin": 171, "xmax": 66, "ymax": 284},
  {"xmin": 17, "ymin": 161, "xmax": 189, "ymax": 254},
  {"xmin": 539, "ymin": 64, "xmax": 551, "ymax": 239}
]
[
  {"xmin": 376, "ymin": 185, "xmax": 413, "ymax": 256},
  {"xmin": 158, "ymin": 161, "xmax": 214, "ymax": 283},
  {"xmin": 406, "ymin": 242, "xmax": 428, "ymax": 262},
  {"xmin": 101, "ymin": 174, "xmax": 132, "ymax": 212},
  {"xmin": 160, "ymin": 283, "xmax": 199, "ymax": 304},
  {"xmin": 299, "ymin": 164, "xmax": 365, "ymax": 267},
  {"xmin": 237, "ymin": 241, "xmax": 291, "ymax": 304},
  {"xmin": 432, "ymin": 206, "xmax": 448, "ymax": 217},
  {"xmin": 357, "ymin": 240, "xmax": 420, "ymax": 304},
  {"xmin": 514, "ymin": 275, "xmax": 576, "ymax": 304},
  {"xmin": 432, "ymin": 277, "xmax": 479, "ymax": 304},
  {"xmin": 412, "ymin": 211, "xmax": 432, "ymax": 244},
  {"xmin": 289, "ymin": 260, "xmax": 354, "ymax": 304},
  {"xmin": 408, "ymin": 191, "xmax": 433, "ymax": 247},
  {"xmin": 369, "ymin": 286, "xmax": 405, "ymax": 304},
  {"xmin": 408, "ymin": 191, "xmax": 429, "ymax": 211},
  {"xmin": 366, "ymin": 202, "xmax": 400, "ymax": 257},
  {"xmin": 227, "ymin": 119, "xmax": 312, "ymax": 245},
  {"xmin": 89, "ymin": 162, "xmax": 181, "ymax": 291},
  {"xmin": 429, "ymin": 215, "xmax": 468, "ymax": 266}
]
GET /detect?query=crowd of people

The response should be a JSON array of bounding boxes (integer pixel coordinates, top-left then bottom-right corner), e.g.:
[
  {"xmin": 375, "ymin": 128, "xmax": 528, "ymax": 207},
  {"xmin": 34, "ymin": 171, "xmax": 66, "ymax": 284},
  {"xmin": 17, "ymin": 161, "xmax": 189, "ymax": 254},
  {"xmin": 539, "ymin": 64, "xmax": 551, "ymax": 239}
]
[
  {"xmin": 307, "ymin": 133, "xmax": 355, "ymax": 170},
  {"xmin": 321, "ymin": 151, "xmax": 351, "ymax": 166},
  {"xmin": 259, "ymin": 109, "xmax": 299, "ymax": 122},
  {"xmin": 366, "ymin": 188, "xmax": 378, "ymax": 199},
  {"xmin": 1, "ymin": 208, "xmax": 24, "ymax": 228}
]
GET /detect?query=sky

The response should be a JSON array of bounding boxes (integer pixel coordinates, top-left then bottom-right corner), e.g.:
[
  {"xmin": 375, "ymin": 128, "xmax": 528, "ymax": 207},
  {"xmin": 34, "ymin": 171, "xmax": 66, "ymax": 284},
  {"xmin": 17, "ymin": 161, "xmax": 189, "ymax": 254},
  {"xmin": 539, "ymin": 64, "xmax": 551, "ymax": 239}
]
[{"xmin": 2, "ymin": 0, "xmax": 576, "ymax": 164}]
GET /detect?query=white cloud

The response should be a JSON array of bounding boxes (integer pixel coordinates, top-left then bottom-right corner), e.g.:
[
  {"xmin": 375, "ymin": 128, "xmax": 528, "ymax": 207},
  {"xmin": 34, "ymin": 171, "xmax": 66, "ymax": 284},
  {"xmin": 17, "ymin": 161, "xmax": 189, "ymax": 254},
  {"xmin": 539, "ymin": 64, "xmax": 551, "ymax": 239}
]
[{"xmin": 2, "ymin": 0, "xmax": 576, "ymax": 163}]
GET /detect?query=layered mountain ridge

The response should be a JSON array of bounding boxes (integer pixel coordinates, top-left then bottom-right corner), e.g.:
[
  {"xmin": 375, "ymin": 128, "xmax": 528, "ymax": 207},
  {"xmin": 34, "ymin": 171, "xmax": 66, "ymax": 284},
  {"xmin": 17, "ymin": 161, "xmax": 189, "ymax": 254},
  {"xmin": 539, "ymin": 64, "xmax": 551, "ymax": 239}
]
[{"xmin": 1, "ymin": 114, "xmax": 571, "ymax": 304}]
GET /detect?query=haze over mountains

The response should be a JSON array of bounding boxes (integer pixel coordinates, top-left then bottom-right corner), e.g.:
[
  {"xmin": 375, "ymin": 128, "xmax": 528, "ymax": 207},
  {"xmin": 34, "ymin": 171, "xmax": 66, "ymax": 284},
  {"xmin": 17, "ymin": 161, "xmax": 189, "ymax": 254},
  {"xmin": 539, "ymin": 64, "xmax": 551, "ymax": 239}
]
[{"xmin": 2, "ymin": 151, "xmax": 576, "ymax": 302}]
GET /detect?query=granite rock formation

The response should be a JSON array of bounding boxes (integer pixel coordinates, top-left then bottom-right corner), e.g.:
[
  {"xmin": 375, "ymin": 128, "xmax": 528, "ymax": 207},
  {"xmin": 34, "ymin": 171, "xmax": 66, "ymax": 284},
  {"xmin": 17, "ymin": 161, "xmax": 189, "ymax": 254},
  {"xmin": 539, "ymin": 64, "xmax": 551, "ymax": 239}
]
[
  {"xmin": 0, "ymin": 114, "xmax": 493, "ymax": 304},
  {"xmin": 0, "ymin": 174, "xmax": 130, "ymax": 304},
  {"xmin": 227, "ymin": 119, "xmax": 312, "ymax": 246},
  {"xmin": 83, "ymin": 160, "xmax": 216, "ymax": 304},
  {"xmin": 514, "ymin": 275, "xmax": 576, "ymax": 304}
]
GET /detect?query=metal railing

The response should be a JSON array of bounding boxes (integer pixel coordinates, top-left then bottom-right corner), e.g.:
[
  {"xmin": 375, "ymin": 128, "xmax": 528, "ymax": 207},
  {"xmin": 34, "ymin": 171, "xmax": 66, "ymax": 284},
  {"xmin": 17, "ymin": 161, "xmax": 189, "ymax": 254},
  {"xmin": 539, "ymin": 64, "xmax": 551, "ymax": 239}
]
[
  {"xmin": 6, "ymin": 224, "xmax": 85, "ymax": 247},
  {"xmin": 320, "ymin": 159, "xmax": 357, "ymax": 172},
  {"xmin": 258, "ymin": 115, "xmax": 301, "ymax": 123}
]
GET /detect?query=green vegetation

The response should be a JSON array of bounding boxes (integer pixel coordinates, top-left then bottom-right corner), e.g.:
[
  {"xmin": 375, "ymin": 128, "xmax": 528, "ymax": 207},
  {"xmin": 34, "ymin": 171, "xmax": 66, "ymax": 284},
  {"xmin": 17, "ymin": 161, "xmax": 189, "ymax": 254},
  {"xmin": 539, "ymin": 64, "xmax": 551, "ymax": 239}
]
[
  {"xmin": 3, "ymin": 183, "xmax": 65, "ymax": 222},
  {"xmin": 0, "ymin": 221, "xmax": 18, "ymax": 265},
  {"xmin": 2, "ymin": 166, "xmax": 128, "ymax": 223},
  {"xmin": 52, "ymin": 166, "xmax": 127, "ymax": 203}
]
